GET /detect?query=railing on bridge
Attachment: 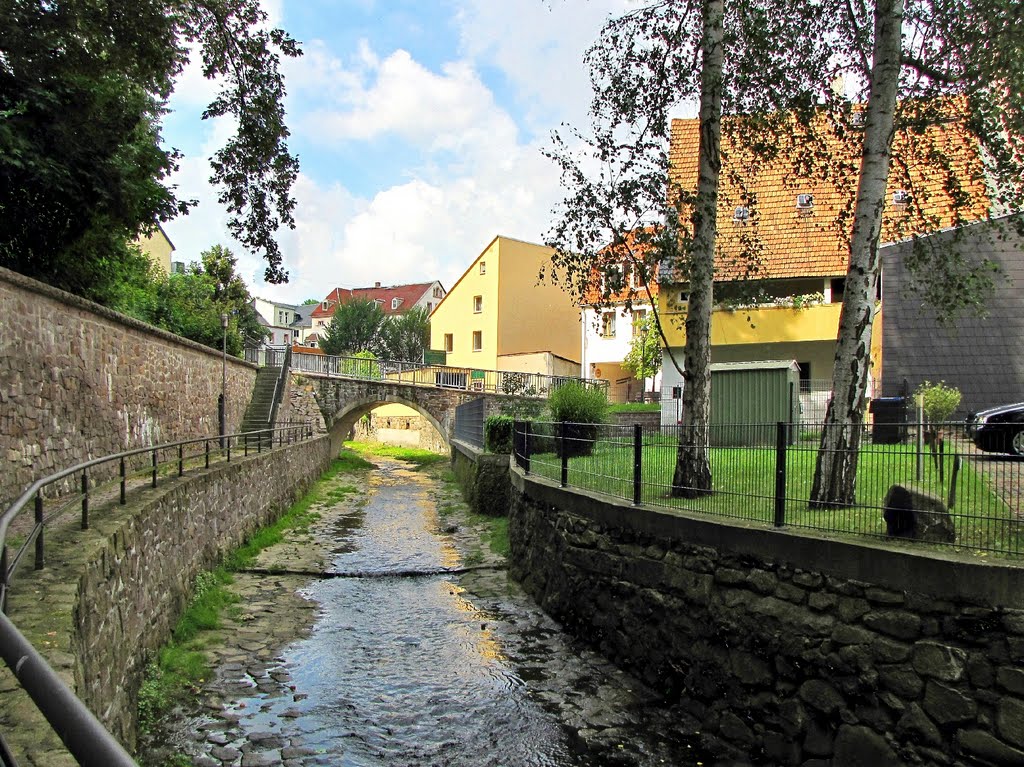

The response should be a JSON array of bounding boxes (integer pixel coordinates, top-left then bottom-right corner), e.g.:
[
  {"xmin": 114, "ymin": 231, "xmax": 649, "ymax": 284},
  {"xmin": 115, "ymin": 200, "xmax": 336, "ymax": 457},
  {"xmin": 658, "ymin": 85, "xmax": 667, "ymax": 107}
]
[
  {"xmin": 243, "ymin": 346, "xmax": 289, "ymax": 368},
  {"xmin": 0, "ymin": 422, "xmax": 312, "ymax": 767},
  {"xmin": 285, "ymin": 351, "xmax": 608, "ymax": 398}
]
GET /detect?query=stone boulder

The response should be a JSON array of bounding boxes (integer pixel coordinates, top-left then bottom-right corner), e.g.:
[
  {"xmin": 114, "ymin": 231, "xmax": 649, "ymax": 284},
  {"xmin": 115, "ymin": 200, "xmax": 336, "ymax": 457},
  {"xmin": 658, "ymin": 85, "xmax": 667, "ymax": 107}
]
[{"xmin": 882, "ymin": 484, "xmax": 956, "ymax": 543}]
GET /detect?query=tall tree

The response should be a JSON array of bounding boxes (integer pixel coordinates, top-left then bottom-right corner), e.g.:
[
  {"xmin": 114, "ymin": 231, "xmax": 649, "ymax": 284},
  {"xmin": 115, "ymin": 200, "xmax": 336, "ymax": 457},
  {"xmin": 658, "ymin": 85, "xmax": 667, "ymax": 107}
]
[
  {"xmin": 0, "ymin": 0, "xmax": 301, "ymax": 301},
  {"xmin": 380, "ymin": 307, "xmax": 431, "ymax": 362},
  {"xmin": 545, "ymin": 0, "xmax": 834, "ymax": 496},
  {"xmin": 810, "ymin": 0, "xmax": 1024, "ymax": 507},
  {"xmin": 321, "ymin": 299, "xmax": 387, "ymax": 356}
]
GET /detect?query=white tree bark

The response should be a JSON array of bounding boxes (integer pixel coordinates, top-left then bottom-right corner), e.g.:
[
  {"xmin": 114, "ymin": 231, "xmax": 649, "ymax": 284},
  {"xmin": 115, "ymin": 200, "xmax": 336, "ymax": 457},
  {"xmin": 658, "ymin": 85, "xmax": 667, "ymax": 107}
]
[
  {"xmin": 671, "ymin": 0, "xmax": 722, "ymax": 498},
  {"xmin": 810, "ymin": 0, "xmax": 904, "ymax": 508}
]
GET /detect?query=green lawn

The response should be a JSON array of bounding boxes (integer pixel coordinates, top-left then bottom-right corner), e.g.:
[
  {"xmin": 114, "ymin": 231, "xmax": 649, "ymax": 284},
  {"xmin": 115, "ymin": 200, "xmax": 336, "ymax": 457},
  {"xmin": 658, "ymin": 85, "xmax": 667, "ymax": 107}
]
[{"xmin": 526, "ymin": 434, "xmax": 1024, "ymax": 557}]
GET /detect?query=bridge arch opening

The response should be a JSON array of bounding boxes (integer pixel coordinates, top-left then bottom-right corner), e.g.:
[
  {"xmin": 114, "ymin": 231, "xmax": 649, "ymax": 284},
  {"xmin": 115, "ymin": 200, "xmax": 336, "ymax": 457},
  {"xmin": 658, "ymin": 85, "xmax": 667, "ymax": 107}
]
[{"xmin": 327, "ymin": 396, "xmax": 449, "ymax": 457}]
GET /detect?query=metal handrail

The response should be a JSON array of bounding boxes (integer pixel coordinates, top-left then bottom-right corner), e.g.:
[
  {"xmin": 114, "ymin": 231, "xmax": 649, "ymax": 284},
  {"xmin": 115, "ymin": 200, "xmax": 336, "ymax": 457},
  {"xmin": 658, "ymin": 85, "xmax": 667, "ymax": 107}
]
[
  {"xmin": 0, "ymin": 422, "xmax": 312, "ymax": 767},
  {"xmin": 267, "ymin": 346, "xmax": 291, "ymax": 426},
  {"xmin": 288, "ymin": 351, "xmax": 609, "ymax": 397}
]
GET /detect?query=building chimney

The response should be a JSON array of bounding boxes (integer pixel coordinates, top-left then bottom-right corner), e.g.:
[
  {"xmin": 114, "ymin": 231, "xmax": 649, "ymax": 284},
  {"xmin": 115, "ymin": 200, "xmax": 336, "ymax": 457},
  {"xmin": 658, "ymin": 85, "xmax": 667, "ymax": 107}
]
[{"xmin": 374, "ymin": 281, "xmax": 381, "ymax": 288}]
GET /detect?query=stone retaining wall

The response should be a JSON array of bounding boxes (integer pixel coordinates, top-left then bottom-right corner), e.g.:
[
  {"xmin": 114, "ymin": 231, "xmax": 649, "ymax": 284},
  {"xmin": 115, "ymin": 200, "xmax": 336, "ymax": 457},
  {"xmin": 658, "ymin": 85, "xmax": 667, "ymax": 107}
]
[
  {"xmin": 451, "ymin": 441, "xmax": 511, "ymax": 517},
  {"xmin": 0, "ymin": 266, "xmax": 258, "ymax": 510},
  {"xmin": 73, "ymin": 435, "xmax": 333, "ymax": 748},
  {"xmin": 509, "ymin": 467, "xmax": 1024, "ymax": 766}
]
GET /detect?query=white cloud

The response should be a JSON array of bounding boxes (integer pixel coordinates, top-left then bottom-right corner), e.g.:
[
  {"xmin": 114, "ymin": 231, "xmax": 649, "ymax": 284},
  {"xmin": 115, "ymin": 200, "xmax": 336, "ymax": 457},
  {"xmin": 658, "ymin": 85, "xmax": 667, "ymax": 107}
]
[{"xmin": 161, "ymin": 1, "xmax": 635, "ymax": 308}]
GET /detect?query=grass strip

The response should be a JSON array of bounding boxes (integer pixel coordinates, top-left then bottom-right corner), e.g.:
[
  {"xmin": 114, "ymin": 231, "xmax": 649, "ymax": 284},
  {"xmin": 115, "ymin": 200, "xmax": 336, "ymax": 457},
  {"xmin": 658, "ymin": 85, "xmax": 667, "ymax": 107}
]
[{"xmin": 345, "ymin": 440, "xmax": 449, "ymax": 469}]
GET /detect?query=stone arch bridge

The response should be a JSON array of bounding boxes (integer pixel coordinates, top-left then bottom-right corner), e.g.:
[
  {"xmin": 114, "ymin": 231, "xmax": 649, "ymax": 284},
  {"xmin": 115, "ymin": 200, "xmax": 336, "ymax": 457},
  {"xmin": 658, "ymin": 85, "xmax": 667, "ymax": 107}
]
[{"xmin": 310, "ymin": 373, "xmax": 511, "ymax": 453}]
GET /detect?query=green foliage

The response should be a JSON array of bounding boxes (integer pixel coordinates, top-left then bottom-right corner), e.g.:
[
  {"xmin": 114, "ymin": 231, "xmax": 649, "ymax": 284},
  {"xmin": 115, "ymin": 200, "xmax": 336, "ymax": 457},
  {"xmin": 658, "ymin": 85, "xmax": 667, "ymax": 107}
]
[
  {"xmin": 621, "ymin": 313, "xmax": 661, "ymax": 390},
  {"xmin": 0, "ymin": 0, "xmax": 301, "ymax": 294},
  {"xmin": 345, "ymin": 441, "xmax": 447, "ymax": 468},
  {"xmin": 485, "ymin": 415, "xmax": 515, "ymax": 454},
  {"xmin": 548, "ymin": 382, "xmax": 609, "ymax": 425},
  {"xmin": 338, "ymin": 350, "xmax": 381, "ymax": 378},
  {"xmin": 915, "ymin": 381, "xmax": 963, "ymax": 424},
  {"xmin": 608, "ymin": 402, "xmax": 660, "ymax": 413},
  {"xmin": 499, "ymin": 396, "xmax": 546, "ymax": 420},
  {"xmin": 322, "ymin": 298, "xmax": 387, "ymax": 356},
  {"xmin": 380, "ymin": 306, "xmax": 431, "ymax": 361},
  {"xmin": 143, "ymin": 245, "xmax": 264, "ymax": 355}
]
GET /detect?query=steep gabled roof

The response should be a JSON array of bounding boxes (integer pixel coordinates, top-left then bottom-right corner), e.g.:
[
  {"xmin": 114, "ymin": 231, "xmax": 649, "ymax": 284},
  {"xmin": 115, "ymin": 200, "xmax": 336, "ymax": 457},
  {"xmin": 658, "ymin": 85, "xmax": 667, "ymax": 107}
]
[{"xmin": 668, "ymin": 106, "xmax": 990, "ymax": 281}]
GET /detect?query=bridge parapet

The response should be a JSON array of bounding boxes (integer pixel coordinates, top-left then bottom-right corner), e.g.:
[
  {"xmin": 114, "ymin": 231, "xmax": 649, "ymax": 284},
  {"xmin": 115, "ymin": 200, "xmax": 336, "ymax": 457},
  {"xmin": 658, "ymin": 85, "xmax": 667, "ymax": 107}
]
[{"xmin": 284, "ymin": 352, "xmax": 606, "ymax": 398}]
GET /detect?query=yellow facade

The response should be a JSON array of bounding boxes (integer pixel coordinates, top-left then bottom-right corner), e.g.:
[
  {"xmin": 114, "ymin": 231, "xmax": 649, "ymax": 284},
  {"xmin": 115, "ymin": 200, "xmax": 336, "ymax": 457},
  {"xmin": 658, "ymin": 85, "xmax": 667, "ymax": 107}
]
[
  {"xmin": 430, "ymin": 236, "xmax": 580, "ymax": 371},
  {"xmin": 135, "ymin": 225, "xmax": 174, "ymax": 275},
  {"xmin": 657, "ymin": 297, "xmax": 884, "ymax": 383}
]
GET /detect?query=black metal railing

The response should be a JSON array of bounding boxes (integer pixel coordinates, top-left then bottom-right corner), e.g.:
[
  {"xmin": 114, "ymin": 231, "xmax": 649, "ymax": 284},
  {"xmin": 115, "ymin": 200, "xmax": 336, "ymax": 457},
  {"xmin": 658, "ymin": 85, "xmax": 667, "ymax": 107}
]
[
  {"xmin": 0, "ymin": 421, "xmax": 313, "ymax": 767},
  {"xmin": 513, "ymin": 419, "xmax": 1024, "ymax": 558},
  {"xmin": 267, "ymin": 346, "xmax": 292, "ymax": 428}
]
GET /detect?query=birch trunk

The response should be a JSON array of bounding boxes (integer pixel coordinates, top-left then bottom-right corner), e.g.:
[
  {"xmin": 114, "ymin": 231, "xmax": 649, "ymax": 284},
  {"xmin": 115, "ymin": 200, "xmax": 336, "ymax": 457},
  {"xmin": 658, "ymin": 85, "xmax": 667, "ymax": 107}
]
[
  {"xmin": 671, "ymin": 0, "xmax": 722, "ymax": 498},
  {"xmin": 810, "ymin": 0, "xmax": 904, "ymax": 508}
]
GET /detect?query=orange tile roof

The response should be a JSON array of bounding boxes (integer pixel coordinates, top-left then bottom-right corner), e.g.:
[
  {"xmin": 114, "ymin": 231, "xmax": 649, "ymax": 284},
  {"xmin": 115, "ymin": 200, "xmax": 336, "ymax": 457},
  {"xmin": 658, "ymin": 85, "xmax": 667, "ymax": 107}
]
[
  {"xmin": 668, "ymin": 106, "xmax": 990, "ymax": 281},
  {"xmin": 582, "ymin": 228, "xmax": 662, "ymax": 305}
]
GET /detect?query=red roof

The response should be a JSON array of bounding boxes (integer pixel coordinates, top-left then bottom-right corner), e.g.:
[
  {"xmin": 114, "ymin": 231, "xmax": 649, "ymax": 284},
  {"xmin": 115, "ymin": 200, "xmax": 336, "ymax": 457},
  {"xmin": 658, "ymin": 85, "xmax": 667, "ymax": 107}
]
[{"xmin": 310, "ymin": 282, "xmax": 439, "ymax": 320}]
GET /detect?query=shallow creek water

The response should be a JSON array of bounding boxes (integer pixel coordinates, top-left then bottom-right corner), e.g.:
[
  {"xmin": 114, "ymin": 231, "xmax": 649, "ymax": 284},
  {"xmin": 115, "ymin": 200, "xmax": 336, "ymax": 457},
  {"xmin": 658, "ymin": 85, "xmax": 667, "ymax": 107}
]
[{"xmin": 143, "ymin": 458, "xmax": 702, "ymax": 767}]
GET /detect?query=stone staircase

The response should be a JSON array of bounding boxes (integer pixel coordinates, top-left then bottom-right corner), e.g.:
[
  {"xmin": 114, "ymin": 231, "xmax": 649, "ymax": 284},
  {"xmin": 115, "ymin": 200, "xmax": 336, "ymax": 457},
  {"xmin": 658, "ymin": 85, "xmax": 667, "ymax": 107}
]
[{"xmin": 240, "ymin": 364, "xmax": 282, "ymax": 434}]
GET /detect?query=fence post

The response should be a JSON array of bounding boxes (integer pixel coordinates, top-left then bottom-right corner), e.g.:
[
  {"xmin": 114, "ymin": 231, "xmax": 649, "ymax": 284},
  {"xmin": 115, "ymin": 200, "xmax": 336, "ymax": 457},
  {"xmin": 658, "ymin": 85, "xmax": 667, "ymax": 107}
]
[
  {"xmin": 34, "ymin": 493, "xmax": 44, "ymax": 570},
  {"xmin": 560, "ymin": 420, "xmax": 568, "ymax": 488},
  {"xmin": 205, "ymin": 439, "xmax": 210, "ymax": 468},
  {"xmin": 774, "ymin": 421, "xmax": 787, "ymax": 527},
  {"xmin": 178, "ymin": 444, "xmax": 184, "ymax": 477},
  {"xmin": 120, "ymin": 457, "xmax": 127, "ymax": 504},
  {"xmin": 633, "ymin": 424, "xmax": 643, "ymax": 506},
  {"xmin": 523, "ymin": 422, "xmax": 531, "ymax": 475},
  {"xmin": 151, "ymin": 449, "xmax": 158, "ymax": 488},
  {"xmin": 81, "ymin": 468, "xmax": 89, "ymax": 531}
]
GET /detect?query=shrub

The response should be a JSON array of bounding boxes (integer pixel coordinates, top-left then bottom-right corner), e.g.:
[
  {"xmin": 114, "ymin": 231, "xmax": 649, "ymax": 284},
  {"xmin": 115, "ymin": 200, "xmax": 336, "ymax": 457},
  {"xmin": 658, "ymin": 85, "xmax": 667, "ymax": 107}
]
[
  {"xmin": 548, "ymin": 381, "xmax": 609, "ymax": 424},
  {"xmin": 485, "ymin": 415, "xmax": 515, "ymax": 454},
  {"xmin": 915, "ymin": 380, "xmax": 962, "ymax": 424},
  {"xmin": 548, "ymin": 382, "xmax": 608, "ymax": 457}
]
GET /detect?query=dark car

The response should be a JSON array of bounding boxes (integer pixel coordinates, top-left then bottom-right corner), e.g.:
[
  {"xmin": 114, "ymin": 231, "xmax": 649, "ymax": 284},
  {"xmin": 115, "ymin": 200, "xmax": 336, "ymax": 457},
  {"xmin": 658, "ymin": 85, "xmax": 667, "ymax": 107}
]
[{"xmin": 966, "ymin": 402, "xmax": 1024, "ymax": 456}]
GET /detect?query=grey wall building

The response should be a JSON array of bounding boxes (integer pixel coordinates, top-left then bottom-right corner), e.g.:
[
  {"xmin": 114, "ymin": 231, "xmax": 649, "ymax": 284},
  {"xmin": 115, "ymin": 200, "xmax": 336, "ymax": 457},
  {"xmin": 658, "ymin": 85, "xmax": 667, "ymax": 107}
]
[{"xmin": 880, "ymin": 215, "xmax": 1024, "ymax": 414}]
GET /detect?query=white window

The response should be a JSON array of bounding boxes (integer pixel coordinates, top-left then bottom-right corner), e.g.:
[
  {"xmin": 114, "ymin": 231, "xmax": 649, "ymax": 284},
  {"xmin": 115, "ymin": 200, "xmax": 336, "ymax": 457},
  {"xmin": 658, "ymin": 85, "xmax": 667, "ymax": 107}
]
[
  {"xmin": 473, "ymin": 295, "xmax": 483, "ymax": 313},
  {"xmin": 434, "ymin": 286, "xmax": 443, "ymax": 298},
  {"xmin": 426, "ymin": 302, "xmax": 433, "ymax": 313},
  {"xmin": 321, "ymin": 300, "xmax": 329, "ymax": 310},
  {"xmin": 392, "ymin": 297, "xmax": 402, "ymax": 310},
  {"xmin": 472, "ymin": 331, "xmax": 482, "ymax": 351},
  {"xmin": 479, "ymin": 261, "xmax": 486, "ymax": 275},
  {"xmin": 632, "ymin": 308, "xmax": 648, "ymax": 332},
  {"xmin": 444, "ymin": 333, "xmax": 454, "ymax": 352},
  {"xmin": 600, "ymin": 312, "xmax": 616, "ymax": 338}
]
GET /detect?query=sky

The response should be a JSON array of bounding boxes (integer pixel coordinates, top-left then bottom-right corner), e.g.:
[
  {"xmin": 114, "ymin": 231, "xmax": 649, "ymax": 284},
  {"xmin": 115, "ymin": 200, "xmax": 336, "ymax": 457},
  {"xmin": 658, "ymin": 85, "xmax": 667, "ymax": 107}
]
[{"xmin": 160, "ymin": 0, "xmax": 646, "ymax": 305}]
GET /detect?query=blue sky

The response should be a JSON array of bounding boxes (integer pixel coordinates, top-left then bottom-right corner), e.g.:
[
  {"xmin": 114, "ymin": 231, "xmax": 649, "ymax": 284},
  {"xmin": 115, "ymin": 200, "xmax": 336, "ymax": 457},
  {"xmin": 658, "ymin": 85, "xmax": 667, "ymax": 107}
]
[{"xmin": 160, "ymin": 0, "xmax": 640, "ymax": 304}]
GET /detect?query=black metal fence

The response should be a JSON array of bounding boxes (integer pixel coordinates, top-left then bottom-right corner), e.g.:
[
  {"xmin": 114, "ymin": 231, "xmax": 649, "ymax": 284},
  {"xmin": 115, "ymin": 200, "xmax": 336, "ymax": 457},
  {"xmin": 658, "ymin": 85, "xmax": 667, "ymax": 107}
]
[
  {"xmin": 454, "ymin": 398, "xmax": 485, "ymax": 449},
  {"xmin": 0, "ymin": 422, "xmax": 313, "ymax": 767},
  {"xmin": 513, "ymin": 419, "xmax": 1024, "ymax": 558}
]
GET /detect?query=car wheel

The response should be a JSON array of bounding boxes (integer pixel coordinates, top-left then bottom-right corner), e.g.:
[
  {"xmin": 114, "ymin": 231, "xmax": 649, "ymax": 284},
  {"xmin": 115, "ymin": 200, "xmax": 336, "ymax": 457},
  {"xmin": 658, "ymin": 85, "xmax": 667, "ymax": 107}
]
[{"xmin": 1012, "ymin": 429, "xmax": 1024, "ymax": 457}]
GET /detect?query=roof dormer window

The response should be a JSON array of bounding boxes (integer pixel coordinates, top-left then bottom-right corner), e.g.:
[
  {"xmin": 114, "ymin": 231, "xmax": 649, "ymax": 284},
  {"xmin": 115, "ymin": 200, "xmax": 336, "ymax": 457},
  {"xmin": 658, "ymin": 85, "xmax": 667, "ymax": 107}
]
[
  {"xmin": 321, "ymin": 300, "xmax": 329, "ymax": 311},
  {"xmin": 733, "ymin": 206, "xmax": 750, "ymax": 224},
  {"xmin": 796, "ymin": 194, "xmax": 814, "ymax": 216},
  {"xmin": 892, "ymin": 189, "xmax": 911, "ymax": 209},
  {"xmin": 391, "ymin": 297, "xmax": 402, "ymax": 310}
]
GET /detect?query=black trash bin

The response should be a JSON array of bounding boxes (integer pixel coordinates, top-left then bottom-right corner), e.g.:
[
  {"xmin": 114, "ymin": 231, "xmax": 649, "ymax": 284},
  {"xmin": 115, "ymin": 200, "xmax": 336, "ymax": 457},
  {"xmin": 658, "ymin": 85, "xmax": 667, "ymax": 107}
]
[{"xmin": 869, "ymin": 396, "xmax": 908, "ymax": 444}]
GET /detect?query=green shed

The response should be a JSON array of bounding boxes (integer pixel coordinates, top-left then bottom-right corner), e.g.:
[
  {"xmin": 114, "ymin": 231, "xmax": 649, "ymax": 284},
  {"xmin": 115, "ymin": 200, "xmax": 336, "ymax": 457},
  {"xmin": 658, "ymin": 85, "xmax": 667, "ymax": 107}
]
[{"xmin": 710, "ymin": 360, "xmax": 801, "ymax": 446}]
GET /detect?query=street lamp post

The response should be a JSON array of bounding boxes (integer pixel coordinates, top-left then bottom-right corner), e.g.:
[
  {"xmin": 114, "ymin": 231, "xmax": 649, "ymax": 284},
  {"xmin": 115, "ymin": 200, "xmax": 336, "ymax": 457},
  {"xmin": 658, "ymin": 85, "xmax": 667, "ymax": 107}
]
[{"xmin": 220, "ymin": 312, "xmax": 228, "ymax": 446}]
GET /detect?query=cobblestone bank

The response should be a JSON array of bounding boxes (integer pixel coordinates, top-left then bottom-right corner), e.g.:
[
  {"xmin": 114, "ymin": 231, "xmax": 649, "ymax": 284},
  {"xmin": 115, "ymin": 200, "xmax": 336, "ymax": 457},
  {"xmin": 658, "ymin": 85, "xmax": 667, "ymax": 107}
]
[
  {"xmin": 509, "ymin": 468, "xmax": 1024, "ymax": 766},
  {"xmin": 0, "ymin": 266, "xmax": 258, "ymax": 510}
]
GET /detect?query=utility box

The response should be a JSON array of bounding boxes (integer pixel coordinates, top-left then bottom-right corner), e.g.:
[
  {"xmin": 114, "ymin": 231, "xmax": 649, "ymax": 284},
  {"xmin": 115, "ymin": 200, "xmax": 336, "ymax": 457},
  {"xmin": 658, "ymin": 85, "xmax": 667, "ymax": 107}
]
[{"xmin": 709, "ymin": 360, "xmax": 802, "ymax": 446}]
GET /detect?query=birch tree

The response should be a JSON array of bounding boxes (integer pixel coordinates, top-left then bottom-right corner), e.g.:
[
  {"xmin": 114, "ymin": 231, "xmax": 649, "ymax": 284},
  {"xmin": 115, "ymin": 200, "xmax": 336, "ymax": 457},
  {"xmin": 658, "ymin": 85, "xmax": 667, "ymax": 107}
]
[
  {"xmin": 545, "ymin": 0, "xmax": 834, "ymax": 496},
  {"xmin": 810, "ymin": 0, "xmax": 1024, "ymax": 507}
]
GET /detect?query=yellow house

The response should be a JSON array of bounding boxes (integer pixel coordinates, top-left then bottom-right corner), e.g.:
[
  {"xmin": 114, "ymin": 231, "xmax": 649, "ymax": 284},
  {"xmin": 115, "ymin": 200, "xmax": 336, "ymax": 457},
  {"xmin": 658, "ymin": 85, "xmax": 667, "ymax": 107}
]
[
  {"xmin": 134, "ymin": 224, "xmax": 175, "ymax": 275},
  {"xmin": 659, "ymin": 109, "xmax": 990, "ymax": 398},
  {"xmin": 429, "ymin": 236, "xmax": 580, "ymax": 376}
]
